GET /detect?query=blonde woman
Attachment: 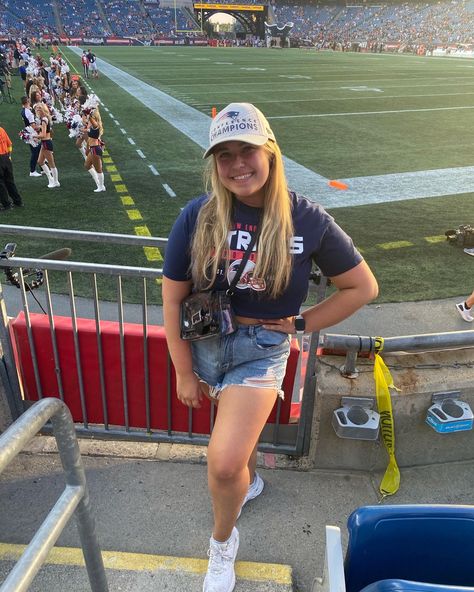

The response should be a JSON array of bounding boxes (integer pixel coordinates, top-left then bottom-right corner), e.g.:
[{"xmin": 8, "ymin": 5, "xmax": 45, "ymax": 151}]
[
  {"xmin": 83, "ymin": 107, "xmax": 105, "ymax": 192},
  {"xmin": 162, "ymin": 103, "xmax": 379, "ymax": 592},
  {"xmin": 35, "ymin": 102, "xmax": 59, "ymax": 188}
]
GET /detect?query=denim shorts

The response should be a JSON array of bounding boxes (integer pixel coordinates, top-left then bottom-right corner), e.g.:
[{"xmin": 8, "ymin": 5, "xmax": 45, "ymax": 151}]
[{"xmin": 191, "ymin": 324, "xmax": 291, "ymax": 400}]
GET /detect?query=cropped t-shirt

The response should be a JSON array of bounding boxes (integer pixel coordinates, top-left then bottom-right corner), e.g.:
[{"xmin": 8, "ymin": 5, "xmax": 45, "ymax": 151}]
[{"xmin": 163, "ymin": 192, "xmax": 363, "ymax": 318}]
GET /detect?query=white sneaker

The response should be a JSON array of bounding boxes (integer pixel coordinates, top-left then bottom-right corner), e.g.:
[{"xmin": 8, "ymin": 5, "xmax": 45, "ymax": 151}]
[
  {"xmin": 29, "ymin": 171, "xmax": 42, "ymax": 177},
  {"xmin": 237, "ymin": 472, "xmax": 264, "ymax": 518},
  {"xmin": 203, "ymin": 527, "xmax": 239, "ymax": 592},
  {"xmin": 455, "ymin": 302, "xmax": 473, "ymax": 322}
]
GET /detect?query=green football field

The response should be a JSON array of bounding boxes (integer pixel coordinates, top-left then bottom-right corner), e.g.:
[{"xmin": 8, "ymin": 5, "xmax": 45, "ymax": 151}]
[{"xmin": 1, "ymin": 47, "xmax": 473, "ymax": 303}]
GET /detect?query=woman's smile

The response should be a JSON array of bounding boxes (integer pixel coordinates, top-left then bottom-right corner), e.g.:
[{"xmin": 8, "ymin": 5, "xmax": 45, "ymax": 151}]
[{"xmin": 215, "ymin": 141, "xmax": 270, "ymax": 206}]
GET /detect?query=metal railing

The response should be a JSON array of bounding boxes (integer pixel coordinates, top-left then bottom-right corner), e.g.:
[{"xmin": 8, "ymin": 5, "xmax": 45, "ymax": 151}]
[
  {"xmin": 0, "ymin": 224, "xmax": 321, "ymax": 456},
  {"xmin": 323, "ymin": 331, "xmax": 474, "ymax": 378},
  {"xmin": 0, "ymin": 397, "xmax": 108, "ymax": 592}
]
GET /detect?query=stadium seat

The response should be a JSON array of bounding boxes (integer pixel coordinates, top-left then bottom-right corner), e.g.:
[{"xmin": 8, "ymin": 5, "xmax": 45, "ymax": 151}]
[
  {"xmin": 360, "ymin": 580, "xmax": 474, "ymax": 592},
  {"xmin": 317, "ymin": 505, "xmax": 474, "ymax": 592}
]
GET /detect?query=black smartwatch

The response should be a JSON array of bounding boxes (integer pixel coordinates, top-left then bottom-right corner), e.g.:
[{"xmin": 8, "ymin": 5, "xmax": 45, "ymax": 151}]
[{"xmin": 294, "ymin": 315, "xmax": 305, "ymax": 334}]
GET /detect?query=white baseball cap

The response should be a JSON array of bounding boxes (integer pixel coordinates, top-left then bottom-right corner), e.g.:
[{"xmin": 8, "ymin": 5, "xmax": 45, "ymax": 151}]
[{"xmin": 203, "ymin": 102, "xmax": 275, "ymax": 158}]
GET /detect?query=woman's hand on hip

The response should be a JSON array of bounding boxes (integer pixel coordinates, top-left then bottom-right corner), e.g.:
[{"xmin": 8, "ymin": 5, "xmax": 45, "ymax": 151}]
[
  {"xmin": 176, "ymin": 372, "xmax": 202, "ymax": 409},
  {"xmin": 259, "ymin": 316, "xmax": 295, "ymax": 334}
]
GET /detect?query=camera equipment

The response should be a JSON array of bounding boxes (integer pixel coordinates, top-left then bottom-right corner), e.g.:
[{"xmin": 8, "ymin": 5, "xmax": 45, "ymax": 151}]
[
  {"xmin": 1, "ymin": 244, "xmax": 72, "ymax": 313},
  {"xmin": 445, "ymin": 224, "xmax": 474, "ymax": 248}
]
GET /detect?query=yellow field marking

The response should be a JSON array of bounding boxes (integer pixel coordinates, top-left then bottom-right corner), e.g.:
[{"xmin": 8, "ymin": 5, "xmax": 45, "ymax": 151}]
[
  {"xmin": 102, "ymin": 150, "xmax": 110, "ymax": 156},
  {"xmin": 134, "ymin": 226, "xmax": 163, "ymax": 263},
  {"xmin": 135, "ymin": 225, "xmax": 151, "ymax": 236},
  {"xmin": 111, "ymin": 174, "xmax": 123, "ymax": 182},
  {"xmin": 121, "ymin": 196, "xmax": 135, "ymax": 206},
  {"xmin": 103, "ymin": 157, "xmax": 113, "ymax": 164},
  {"xmin": 424, "ymin": 235, "xmax": 446, "ymax": 243},
  {"xmin": 106, "ymin": 164, "xmax": 117, "ymax": 172},
  {"xmin": 0, "ymin": 543, "xmax": 292, "ymax": 584},
  {"xmin": 377, "ymin": 240, "xmax": 413, "ymax": 250},
  {"xmin": 144, "ymin": 247, "xmax": 163, "ymax": 261},
  {"xmin": 127, "ymin": 209, "xmax": 143, "ymax": 221},
  {"xmin": 114, "ymin": 184, "xmax": 128, "ymax": 193}
]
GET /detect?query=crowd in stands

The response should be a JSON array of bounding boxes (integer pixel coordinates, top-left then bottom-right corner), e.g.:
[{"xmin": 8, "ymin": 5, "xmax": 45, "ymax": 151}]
[
  {"xmin": 1, "ymin": 0, "xmax": 58, "ymax": 39},
  {"xmin": 272, "ymin": 0, "xmax": 474, "ymax": 47},
  {"xmin": 3, "ymin": 0, "xmax": 474, "ymax": 46},
  {"xmin": 101, "ymin": 0, "xmax": 150, "ymax": 37},
  {"xmin": 59, "ymin": 0, "xmax": 108, "ymax": 39},
  {"xmin": 143, "ymin": 5, "xmax": 192, "ymax": 37}
]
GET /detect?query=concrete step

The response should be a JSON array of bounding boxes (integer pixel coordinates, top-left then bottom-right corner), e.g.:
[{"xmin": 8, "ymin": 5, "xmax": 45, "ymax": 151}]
[{"xmin": 0, "ymin": 544, "xmax": 293, "ymax": 591}]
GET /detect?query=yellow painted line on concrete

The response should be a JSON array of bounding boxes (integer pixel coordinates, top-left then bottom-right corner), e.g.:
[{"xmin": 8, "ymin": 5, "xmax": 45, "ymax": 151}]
[
  {"xmin": 111, "ymin": 174, "xmax": 123, "ymax": 182},
  {"xmin": 121, "ymin": 196, "xmax": 135, "ymax": 206},
  {"xmin": 377, "ymin": 240, "xmax": 413, "ymax": 250},
  {"xmin": 424, "ymin": 235, "xmax": 446, "ymax": 243},
  {"xmin": 0, "ymin": 543, "xmax": 292, "ymax": 584},
  {"xmin": 103, "ymin": 157, "xmax": 113, "ymax": 164},
  {"xmin": 114, "ymin": 184, "xmax": 128, "ymax": 193},
  {"xmin": 127, "ymin": 209, "xmax": 143, "ymax": 221},
  {"xmin": 106, "ymin": 164, "xmax": 117, "ymax": 172}
]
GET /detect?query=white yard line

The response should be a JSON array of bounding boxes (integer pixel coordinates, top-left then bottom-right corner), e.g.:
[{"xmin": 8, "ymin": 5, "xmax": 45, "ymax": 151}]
[
  {"xmin": 136, "ymin": 149, "xmax": 146, "ymax": 159},
  {"xmin": 149, "ymin": 165, "xmax": 160, "ymax": 176},
  {"xmin": 268, "ymin": 105, "xmax": 474, "ymax": 119},
  {"xmin": 67, "ymin": 47, "xmax": 474, "ymax": 208},
  {"xmin": 162, "ymin": 183, "xmax": 176, "ymax": 197},
  {"xmin": 128, "ymin": 137, "xmax": 136, "ymax": 145}
]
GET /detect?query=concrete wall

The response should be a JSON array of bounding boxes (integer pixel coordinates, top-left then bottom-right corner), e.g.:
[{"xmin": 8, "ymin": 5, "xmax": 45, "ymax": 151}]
[{"xmin": 309, "ymin": 349, "xmax": 474, "ymax": 470}]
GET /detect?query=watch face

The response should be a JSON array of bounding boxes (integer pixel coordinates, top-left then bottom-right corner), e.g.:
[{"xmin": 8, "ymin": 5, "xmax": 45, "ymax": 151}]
[{"xmin": 295, "ymin": 315, "xmax": 305, "ymax": 332}]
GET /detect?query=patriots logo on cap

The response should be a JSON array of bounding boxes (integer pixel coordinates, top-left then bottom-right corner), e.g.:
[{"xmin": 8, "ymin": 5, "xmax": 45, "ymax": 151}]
[{"xmin": 216, "ymin": 110, "xmax": 240, "ymax": 124}]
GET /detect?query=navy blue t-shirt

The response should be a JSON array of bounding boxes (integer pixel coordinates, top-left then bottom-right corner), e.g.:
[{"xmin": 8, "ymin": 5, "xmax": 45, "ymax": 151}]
[{"xmin": 163, "ymin": 192, "xmax": 362, "ymax": 318}]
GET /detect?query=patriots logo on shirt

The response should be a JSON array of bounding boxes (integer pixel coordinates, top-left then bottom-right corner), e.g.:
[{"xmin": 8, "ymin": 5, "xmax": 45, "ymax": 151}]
[{"xmin": 216, "ymin": 110, "xmax": 240, "ymax": 124}]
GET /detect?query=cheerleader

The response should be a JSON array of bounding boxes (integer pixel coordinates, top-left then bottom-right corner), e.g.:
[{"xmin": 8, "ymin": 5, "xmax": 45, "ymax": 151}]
[
  {"xmin": 34, "ymin": 102, "xmax": 60, "ymax": 188},
  {"xmin": 83, "ymin": 108, "xmax": 105, "ymax": 192}
]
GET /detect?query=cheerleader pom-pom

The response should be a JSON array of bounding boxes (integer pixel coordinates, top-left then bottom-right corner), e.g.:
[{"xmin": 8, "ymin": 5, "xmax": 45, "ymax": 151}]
[
  {"xmin": 81, "ymin": 93, "xmax": 101, "ymax": 116},
  {"xmin": 51, "ymin": 108, "xmax": 64, "ymax": 124},
  {"xmin": 19, "ymin": 126, "xmax": 40, "ymax": 147}
]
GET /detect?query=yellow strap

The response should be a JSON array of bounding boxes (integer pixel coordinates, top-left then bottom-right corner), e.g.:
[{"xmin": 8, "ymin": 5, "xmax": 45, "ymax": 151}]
[{"xmin": 373, "ymin": 337, "xmax": 400, "ymax": 497}]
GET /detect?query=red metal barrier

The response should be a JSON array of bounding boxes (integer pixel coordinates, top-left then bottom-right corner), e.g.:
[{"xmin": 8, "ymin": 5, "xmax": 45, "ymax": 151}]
[{"xmin": 11, "ymin": 313, "xmax": 299, "ymax": 435}]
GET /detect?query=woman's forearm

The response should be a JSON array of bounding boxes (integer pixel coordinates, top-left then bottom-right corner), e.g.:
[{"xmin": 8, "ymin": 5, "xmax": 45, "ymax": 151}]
[
  {"xmin": 163, "ymin": 299, "xmax": 195, "ymax": 378},
  {"xmin": 304, "ymin": 260, "xmax": 378, "ymax": 333}
]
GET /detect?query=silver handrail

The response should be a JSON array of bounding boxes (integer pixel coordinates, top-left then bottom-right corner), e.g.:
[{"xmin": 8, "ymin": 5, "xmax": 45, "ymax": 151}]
[
  {"xmin": 0, "ymin": 398, "xmax": 108, "ymax": 592},
  {"xmin": 323, "ymin": 331, "xmax": 474, "ymax": 377}
]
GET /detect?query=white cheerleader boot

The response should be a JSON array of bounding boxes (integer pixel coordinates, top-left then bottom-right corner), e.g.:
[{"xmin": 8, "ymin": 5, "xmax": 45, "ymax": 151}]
[
  {"xmin": 51, "ymin": 167, "xmax": 60, "ymax": 188},
  {"xmin": 88, "ymin": 167, "xmax": 100, "ymax": 189},
  {"xmin": 41, "ymin": 164, "xmax": 55, "ymax": 188},
  {"xmin": 94, "ymin": 172, "xmax": 106, "ymax": 192}
]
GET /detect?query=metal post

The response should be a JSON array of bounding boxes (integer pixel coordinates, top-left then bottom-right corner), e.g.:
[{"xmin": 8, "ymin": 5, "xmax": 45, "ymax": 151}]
[
  {"xmin": 0, "ymin": 398, "xmax": 108, "ymax": 592},
  {"xmin": 51, "ymin": 404, "xmax": 109, "ymax": 592}
]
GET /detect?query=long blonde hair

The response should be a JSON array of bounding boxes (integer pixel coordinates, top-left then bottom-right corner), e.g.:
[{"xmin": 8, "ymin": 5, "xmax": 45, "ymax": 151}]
[
  {"xmin": 191, "ymin": 141, "xmax": 294, "ymax": 299},
  {"xmin": 90, "ymin": 108, "xmax": 104, "ymax": 136}
]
